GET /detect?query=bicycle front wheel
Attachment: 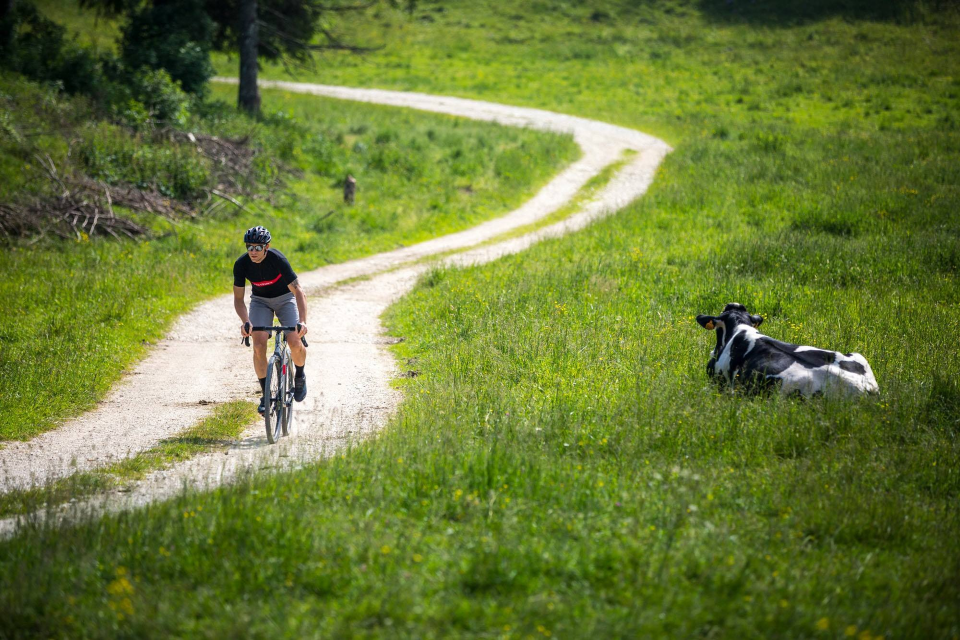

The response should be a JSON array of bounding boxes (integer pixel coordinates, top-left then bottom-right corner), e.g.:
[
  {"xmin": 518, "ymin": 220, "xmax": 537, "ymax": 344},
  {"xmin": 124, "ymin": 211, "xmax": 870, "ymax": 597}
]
[
  {"xmin": 281, "ymin": 346, "xmax": 294, "ymax": 437},
  {"xmin": 264, "ymin": 355, "xmax": 283, "ymax": 444}
]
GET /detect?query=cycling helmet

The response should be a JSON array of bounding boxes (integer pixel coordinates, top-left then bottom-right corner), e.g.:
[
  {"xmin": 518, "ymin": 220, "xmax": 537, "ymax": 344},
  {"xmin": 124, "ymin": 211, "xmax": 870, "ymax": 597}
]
[{"xmin": 243, "ymin": 225, "xmax": 271, "ymax": 244}]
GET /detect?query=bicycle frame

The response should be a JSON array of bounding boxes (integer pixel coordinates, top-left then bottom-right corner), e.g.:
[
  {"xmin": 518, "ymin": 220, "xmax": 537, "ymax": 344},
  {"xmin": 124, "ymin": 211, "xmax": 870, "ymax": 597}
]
[{"xmin": 243, "ymin": 325, "xmax": 308, "ymax": 443}]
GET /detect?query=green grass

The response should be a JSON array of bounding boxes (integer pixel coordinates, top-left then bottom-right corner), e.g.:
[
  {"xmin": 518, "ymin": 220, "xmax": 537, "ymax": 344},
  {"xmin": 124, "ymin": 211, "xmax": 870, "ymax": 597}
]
[
  {"xmin": 33, "ymin": 0, "xmax": 122, "ymax": 53},
  {"xmin": 0, "ymin": 401, "xmax": 256, "ymax": 518},
  {"xmin": 2, "ymin": 0, "xmax": 960, "ymax": 637},
  {"xmin": 481, "ymin": 149, "xmax": 637, "ymax": 244},
  {"xmin": 215, "ymin": 0, "xmax": 960, "ymax": 145},
  {"xmin": 0, "ymin": 78, "xmax": 577, "ymax": 441},
  {"xmin": 373, "ymin": 149, "xmax": 636, "ymax": 272}
]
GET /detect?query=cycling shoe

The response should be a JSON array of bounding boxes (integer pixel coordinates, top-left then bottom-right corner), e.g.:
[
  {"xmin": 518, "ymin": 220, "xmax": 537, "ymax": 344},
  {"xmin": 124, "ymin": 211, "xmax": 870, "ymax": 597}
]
[
  {"xmin": 294, "ymin": 376, "xmax": 307, "ymax": 402},
  {"xmin": 258, "ymin": 396, "xmax": 266, "ymax": 415}
]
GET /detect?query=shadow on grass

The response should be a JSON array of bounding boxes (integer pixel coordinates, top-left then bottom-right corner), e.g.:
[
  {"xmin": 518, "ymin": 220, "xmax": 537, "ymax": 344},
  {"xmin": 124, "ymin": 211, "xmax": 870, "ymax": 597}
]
[
  {"xmin": 157, "ymin": 434, "xmax": 236, "ymax": 447},
  {"xmin": 695, "ymin": 0, "xmax": 954, "ymax": 25},
  {"xmin": 925, "ymin": 375, "xmax": 960, "ymax": 433}
]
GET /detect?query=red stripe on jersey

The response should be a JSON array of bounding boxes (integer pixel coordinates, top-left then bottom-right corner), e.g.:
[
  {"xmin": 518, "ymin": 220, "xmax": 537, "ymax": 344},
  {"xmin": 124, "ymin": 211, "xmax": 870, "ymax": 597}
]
[{"xmin": 251, "ymin": 273, "xmax": 283, "ymax": 287}]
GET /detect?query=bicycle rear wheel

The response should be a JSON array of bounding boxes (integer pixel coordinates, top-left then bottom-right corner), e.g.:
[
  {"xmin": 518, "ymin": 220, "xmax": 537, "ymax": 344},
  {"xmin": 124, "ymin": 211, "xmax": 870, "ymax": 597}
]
[
  {"xmin": 264, "ymin": 355, "xmax": 283, "ymax": 444},
  {"xmin": 281, "ymin": 346, "xmax": 294, "ymax": 436}
]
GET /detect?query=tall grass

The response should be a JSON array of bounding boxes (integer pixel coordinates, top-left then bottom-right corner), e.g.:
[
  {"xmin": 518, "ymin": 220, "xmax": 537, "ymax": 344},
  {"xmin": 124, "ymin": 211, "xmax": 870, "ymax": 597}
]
[{"xmin": 0, "ymin": 401, "xmax": 256, "ymax": 517}]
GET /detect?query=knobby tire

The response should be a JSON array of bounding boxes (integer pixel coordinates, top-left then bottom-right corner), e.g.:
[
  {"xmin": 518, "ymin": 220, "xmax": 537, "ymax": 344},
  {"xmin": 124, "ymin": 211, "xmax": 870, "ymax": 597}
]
[
  {"xmin": 281, "ymin": 345, "xmax": 294, "ymax": 436},
  {"xmin": 264, "ymin": 355, "xmax": 283, "ymax": 444}
]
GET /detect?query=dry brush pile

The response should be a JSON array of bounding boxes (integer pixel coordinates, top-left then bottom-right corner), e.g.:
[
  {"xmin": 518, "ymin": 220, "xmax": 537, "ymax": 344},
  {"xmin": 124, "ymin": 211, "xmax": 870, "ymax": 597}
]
[{"xmin": 0, "ymin": 122, "xmax": 275, "ymax": 242}]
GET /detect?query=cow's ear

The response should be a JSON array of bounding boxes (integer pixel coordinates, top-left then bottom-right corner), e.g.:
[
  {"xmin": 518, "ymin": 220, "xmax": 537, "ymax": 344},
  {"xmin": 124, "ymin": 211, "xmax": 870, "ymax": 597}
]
[
  {"xmin": 750, "ymin": 314, "xmax": 763, "ymax": 328},
  {"xmin": 697, "ymin": 315, "xmax": 718, "ymax": 330}
]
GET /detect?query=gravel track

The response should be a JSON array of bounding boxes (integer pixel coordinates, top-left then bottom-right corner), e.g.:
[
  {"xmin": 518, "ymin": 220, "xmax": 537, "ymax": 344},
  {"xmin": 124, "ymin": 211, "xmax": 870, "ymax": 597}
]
[{"xmin": 0, "ymin": 82, "xmax": 669, "ymax": 535}]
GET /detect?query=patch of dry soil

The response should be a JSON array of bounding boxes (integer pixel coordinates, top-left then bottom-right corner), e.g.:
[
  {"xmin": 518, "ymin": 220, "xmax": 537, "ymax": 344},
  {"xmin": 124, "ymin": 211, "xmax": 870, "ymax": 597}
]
[{"xmin": 0, "ymin": 82, "xmax": 669, "ymax": 535}]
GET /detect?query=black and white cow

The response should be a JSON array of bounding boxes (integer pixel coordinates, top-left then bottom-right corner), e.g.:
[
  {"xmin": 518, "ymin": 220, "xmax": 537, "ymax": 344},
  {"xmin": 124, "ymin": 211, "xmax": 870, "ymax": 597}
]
[{"xmin": 696, "ymin": 303, "xmax": 879, "ymax": 397}]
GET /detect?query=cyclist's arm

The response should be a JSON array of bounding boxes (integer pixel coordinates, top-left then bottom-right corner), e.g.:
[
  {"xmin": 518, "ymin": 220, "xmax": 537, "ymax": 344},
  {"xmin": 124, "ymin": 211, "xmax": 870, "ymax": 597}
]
[
  {"xmin": 289, "ymin": 279, "xmax": 308, "ymax": 332},
  {"xmin": 234, "ymin": 286, "xmax": 251, "ymax": 334}
]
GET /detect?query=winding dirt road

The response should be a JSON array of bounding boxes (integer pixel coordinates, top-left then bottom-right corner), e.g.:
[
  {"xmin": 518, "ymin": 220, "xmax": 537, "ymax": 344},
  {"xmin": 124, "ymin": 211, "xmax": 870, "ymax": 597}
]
[{"xmin": 0, "ymin": 81, "xmax": 669, "ymax": 533}]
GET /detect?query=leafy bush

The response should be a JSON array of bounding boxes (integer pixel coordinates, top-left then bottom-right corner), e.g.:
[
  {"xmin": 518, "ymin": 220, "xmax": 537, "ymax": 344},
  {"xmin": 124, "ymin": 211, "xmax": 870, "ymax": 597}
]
[
  {"xmin": 302, "ymin": 133, "xmax": 343, "ymax": 176},
  {"xmin": 1, "ymin": 0, "xmax": 207, "ymax": 128},
  {"xmin": 129, "ymin": 68, "xmax": 190, "ymax": 127},
  {"xmin": 0, "ymin": 3, "xmax": 62, "ymax": 76},
  {"xmin": 77, "ymin": 122, "xmax": 209, "ymax": 200},
  {"xmin": 120, "ymin": 0, "xmax": 214, "ymax": 96},
  {"xmin": 0, "ymin": 2, "xmax": 101, "ymax": 94},
  {"xmin": 114, "ymin": 98, "xmax": 151, "ymax": 130},
  {"xmin": 56, "ymin": 43, "xmax": 103, "ymax": 96}
]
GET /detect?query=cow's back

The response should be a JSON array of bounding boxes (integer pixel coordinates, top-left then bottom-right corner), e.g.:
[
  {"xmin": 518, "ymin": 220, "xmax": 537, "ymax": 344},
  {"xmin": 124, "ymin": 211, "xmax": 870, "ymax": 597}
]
[
  {"xmin": 767, "ymin": 348, "xmax": 878, "ymax": 397},
  {"xmin": 712, "ymin": 327, "xmax": 878, "ymax": 397}
]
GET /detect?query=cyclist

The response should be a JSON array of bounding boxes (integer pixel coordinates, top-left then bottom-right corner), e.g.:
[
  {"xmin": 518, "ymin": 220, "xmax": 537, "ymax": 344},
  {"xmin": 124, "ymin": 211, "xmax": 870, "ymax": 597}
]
[{"xmin": 233, "ymin": 225, "xmax": 308, "ymax": 413}]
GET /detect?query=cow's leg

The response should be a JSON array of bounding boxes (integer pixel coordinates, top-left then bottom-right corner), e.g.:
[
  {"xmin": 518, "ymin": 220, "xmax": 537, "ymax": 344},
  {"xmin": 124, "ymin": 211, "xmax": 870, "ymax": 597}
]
[{"xmin": 706, "ymin": 357, "xmax": 717, "ymax": 378}]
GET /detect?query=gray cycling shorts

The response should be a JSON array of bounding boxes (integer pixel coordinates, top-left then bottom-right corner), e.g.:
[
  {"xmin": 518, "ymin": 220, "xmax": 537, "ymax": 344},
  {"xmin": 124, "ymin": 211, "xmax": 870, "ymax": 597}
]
[{"xmin": 249, "ymin": 293, "xmax": 299, "ymax": 336}]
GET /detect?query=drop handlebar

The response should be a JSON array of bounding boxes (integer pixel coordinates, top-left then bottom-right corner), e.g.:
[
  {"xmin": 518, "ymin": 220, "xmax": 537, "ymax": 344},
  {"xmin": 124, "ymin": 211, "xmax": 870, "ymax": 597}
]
[{"xmin": 241, "ymin": 323, "xmax": 308, "ymax": 348}]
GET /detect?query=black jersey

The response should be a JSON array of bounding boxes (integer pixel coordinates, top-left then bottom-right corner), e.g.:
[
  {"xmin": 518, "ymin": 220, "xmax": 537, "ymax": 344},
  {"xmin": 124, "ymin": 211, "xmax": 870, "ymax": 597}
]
[{"xmin": 233, "ymin": 249, "xmax": 298, "ymax": 298}]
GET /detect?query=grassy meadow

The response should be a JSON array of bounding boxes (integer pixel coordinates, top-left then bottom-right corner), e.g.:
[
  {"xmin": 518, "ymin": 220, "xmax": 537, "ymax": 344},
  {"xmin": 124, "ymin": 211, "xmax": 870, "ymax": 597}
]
[
  {"xmin": 2, "ymin": 0, "xmax": 960, "ymax": 637},
  {"xmin": 216, "ymin": 0, "xmax": 960, "ymax": 143},
  {"xmin": 0, "ymin": 78, "xmax": 576, "ymax": 441}
]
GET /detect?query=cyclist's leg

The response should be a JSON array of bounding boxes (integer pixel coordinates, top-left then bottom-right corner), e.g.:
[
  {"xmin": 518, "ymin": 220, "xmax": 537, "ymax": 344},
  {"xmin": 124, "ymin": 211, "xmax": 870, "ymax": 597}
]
[
  {"xmin": 249, "ymin": 296, "xmax": 275, "ymax": 412},
  {"xmin": 249, "ymin": 296, "xmax": 275, "ymax": 373},
  {"xmin": 271, "ymin": 293, "xmax": 304, "ymax": 363},
  {"xmin": 272, "ymin": 293, "xmax": 307, "ymax": 401},
  {"xmin": 288, "ymin": 336, "xmax": 306, "ymax": 365}
]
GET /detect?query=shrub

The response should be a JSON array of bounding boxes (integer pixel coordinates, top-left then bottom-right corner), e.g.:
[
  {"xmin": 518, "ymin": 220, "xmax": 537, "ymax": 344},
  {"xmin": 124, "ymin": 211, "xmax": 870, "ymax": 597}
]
[
  {"xmin": 0, "ymin": 4, "xmax": 127, "ymax": 114},
  {"xmin": 130, "ymin": 68, "xmax": 190, "ymax": 127},
  {"xmin": 120, "ymin": 0, "xmax": 214, "ymax": 96},
  {"xmin": 115, "ymin": 98, "xmax": 151, "ymax": 130},
  {"xmin": 1, "ymin": 0, "xmax": 213, "ymax": 124},
  {"xmin": 77, "ymin": 122, "xmax": 210, "ymax": 200},
  {"xmin": 58, "ymin": 43, "xmax": 111, "ymax": 97},
  {"xmin": 0, "ymin": 3, "xmax": 61, "ymax": 75}
]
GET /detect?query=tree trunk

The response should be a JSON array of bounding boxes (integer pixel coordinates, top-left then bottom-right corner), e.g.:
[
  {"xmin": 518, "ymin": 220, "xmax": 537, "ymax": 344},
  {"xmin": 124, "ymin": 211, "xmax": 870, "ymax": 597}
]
[
  {"xmin": 237, "ymin": 0, "xmax": 260, "ymax": 115},
  {"xmin": 0, "ymin": 0, "xmax": 15, "ymax": 55}
]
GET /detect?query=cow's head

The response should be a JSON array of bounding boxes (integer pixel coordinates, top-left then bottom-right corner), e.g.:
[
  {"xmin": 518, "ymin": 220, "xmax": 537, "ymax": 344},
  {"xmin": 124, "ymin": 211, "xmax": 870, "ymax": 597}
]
[{"xmin": 696, "ymin": 303, "xmax": 763, "ymax": 357}]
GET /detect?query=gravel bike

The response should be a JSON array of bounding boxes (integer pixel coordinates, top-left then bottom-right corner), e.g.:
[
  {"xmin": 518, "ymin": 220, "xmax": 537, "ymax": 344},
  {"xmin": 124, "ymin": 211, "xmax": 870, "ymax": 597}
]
[{"xmin": 243, "ymin": 323, "xmax": 308, "ymax": 444}]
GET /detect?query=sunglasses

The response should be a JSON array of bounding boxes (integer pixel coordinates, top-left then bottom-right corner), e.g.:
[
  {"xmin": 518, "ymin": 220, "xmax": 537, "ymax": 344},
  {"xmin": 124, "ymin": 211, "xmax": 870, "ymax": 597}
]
[{"xmin": 246, "ymin": 244, "xmax": 266, "ymax": 253}]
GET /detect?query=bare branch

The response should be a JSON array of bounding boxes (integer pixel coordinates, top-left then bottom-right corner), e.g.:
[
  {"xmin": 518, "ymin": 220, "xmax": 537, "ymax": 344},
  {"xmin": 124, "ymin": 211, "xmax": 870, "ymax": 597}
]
[
  {"xmin": 208, "ymin": 188, "xmax": 246, "ymax": 213},
  {"xmin": 313, "ymin": 2, "xmax": 377, "ymax": 12},
  {"xmin": 258, "ymin": 20, "xmax": 382, "ymax": 53}
]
